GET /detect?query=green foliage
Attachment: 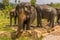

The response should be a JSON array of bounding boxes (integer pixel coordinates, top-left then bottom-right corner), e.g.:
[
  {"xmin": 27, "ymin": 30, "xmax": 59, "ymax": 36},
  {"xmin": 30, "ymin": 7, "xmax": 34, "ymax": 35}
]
[
  {"xmin": 15, "ymin": 0, "xmax": 18, "ymax": 4},
  {"xmin": 50, "ymin": 3, "xmax": 60, "ymax": 8},
  {"xmin": 2, "ymin": 0, "xmax": 9, "ymax": 6},
  {"xmin": 30, "ymin": 0, "xmax": 36, "ymax": 7},
  {"xmin": 0, "ymin": 3, "xmax": 16, "ymax": 18}
]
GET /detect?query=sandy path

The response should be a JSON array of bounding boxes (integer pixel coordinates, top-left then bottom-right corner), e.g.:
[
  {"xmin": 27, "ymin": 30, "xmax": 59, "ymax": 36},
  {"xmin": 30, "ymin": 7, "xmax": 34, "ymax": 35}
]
[{"xmin": 43, "ymin": 25, "xmax": 60, "ymax": 40}]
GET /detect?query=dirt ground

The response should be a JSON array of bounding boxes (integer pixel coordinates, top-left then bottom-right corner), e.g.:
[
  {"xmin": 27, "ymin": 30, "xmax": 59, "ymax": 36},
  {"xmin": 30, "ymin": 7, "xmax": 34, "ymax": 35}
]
[
  {"xmin": 0, "ymin": 25, "xmax": 60, "ymax": 40},
  {"xmin": 0, "ymin": 20, "xmax": 60, "ymax": 40}
]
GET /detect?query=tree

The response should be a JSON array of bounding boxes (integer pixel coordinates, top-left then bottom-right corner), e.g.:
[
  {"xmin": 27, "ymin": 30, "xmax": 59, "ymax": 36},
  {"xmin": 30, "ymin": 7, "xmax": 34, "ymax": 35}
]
[
  {"xmin": 18, "ymin": 0, "xmax": 20, "ymax": 3},
  {"xmin": 15, "ymin": 0, "xmax": 17, "ymax": 4},
  {"xmin": 2, "ymin": 0, "xmax": 9, "ymax": 6},
  {"xmin": 50, "ymin": 2, "xmax": 53, "ymax": 6},
  {"xmin": 30, "ymin": 0, "xmax": 36, "ymax": 7}
]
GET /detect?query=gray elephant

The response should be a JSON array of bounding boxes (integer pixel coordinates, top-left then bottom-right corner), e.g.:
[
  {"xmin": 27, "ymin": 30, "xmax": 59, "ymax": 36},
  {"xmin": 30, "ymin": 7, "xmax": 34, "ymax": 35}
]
[
  {"xmin": 10, "ymin": 9, "xmax": 18, "ymax": 26},
  {"xmin": 13, "ymin": 2, "xmax": 36, "ymax": 38},
  {"xmin": 36, "ymin": 4, "xmax": 57, "ymax": 28},
  {"xmin": 55, "ymin": 8, "xmax": 60, "ymax": 25}
]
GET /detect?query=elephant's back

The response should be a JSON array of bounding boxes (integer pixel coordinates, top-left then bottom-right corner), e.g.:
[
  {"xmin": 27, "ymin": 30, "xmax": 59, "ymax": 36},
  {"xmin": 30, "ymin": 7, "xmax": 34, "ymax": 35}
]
[
  {"xmin": 36, "ymin": 5, "xmax": 57, "ymax": 15},
  {"xmin": 39, "ymin": 5, "xmax": 53, "ymax": 12}
]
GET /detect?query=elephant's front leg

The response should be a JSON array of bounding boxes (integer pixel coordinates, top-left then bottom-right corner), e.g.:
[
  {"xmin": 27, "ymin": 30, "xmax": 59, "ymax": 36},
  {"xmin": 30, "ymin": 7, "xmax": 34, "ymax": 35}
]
[
  {"xmin": 49, "ymin": 14, "xmax": 54, "ymax": 28},
  {"xmin": 37, "ymin": 13, "xmax": 42, "ymax": 27},
  {"xmin": 57, "ymin": 14, "xmax": 60, "ymax": 25},
  {"xmin": 26, "ymin": 14, "xmax": 36, "ymax": 30},
  {"xmin": 15, "ymin": 17, "xmax": 25, "ymax": 38},
  {"xmin": 14, "ymin": 16, "xmax": 16, "ymax": 25},
  {"xmin": 17, "ymin": 19, "xmax": 24, "ymax": 31},
  {"xmin": 26, "ymin": 19, "xmax": 31, "ymax": 30},
  {"xmin": 10, "ymin": 15, "xmax": 12, "ymax": 26}
]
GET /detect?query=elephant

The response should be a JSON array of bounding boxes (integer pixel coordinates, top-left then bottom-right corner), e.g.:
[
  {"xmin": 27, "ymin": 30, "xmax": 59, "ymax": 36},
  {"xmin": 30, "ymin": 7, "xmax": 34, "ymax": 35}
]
[
  {"xmin": 16, "ymin": 3, "xmax": 36, "ymax": 30},
  {"xmin": 10, "ymin": 9, "xmax": 18, "ymax": 26},
  {"xmin": 55, "ymin": 8, "xmax": 60, "ymax": 25},
  {"xmin": 36, "ymin": 4, "xmax": 57, "ymax": 28},
  {"xmin": 14, "ymin": 2, "xmax": 36, "ymax": 38}
]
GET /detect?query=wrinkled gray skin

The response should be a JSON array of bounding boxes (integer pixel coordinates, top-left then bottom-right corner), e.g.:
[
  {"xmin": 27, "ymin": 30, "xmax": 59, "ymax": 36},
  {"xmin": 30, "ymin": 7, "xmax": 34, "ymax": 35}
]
[
  {"xmin": 10, "ymin": 9, "xmax": 18, "ymax": 26},
  {"xmin": 36, "ymin": 5, "xmax": 57, "ymax": 28},
  {"xmin": 14, "ymin": 2, "xmax": 36, "ymax": 38},
  {"xmin": 55, "ymin": 8, "xmax": 60, "ymax": 25}
]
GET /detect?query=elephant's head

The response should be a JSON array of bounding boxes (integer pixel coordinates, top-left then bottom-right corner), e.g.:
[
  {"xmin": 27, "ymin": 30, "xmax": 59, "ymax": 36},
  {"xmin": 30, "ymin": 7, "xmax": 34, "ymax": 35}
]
[
  {"xmin": 24, "ymin": 3, "xmax": 31, "ymax": 15},
  {"xmin": 16, "ymin": 3, "xmax": 27, "ymax": 20},
  {"xmin": 17, "ymin": 2, "xmax": 31, "ymax": 18}
]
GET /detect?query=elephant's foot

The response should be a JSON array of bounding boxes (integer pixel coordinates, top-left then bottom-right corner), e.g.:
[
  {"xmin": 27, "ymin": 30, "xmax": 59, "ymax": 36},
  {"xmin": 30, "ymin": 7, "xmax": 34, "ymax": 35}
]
[
  {"xmin": 49, "ymin": 25, "xmax": 54, "ymax": 28},
  {"xmin": 56, "ymin": 20, "xmax": 60, "ymax": 25},
  {"xmin": 14, "ymin": 22, "xmax": 17, "ymax": 25},
  {"xmin": 38, "ymin": 26, "xmax": 42, "ymax": 28},
  {"xmin": 10, "ymin": 25, "xmax": 12, "ymax": 27},
  {"xmin": 26, "ymin": 28, "xmax": 30, "ymax": 30},
  {"xmin": 57, "ymin": 22, "xmax": 60, "ymax": 25},
  {"xmin": 11, "ymin": 32, "xmax": 17, "ymax": 40},
  {"xmin": 12, "ymin": 31, "xmax": 22, "ymax": 39},
  {"xmin": 51, "ymin": 26, "xmax": 54, "ymax": 28},
  {"xmin": 51, "ymin": 24, "xmax": 54, "ymax": 28},
  {"xmin": 37, "ymin": 25, "xmax": 42, "ymax": 28},
  {"xmin": 22, "ymin": 26, "xmax": 30, "ymax": 30},
  {"xmin": 26, "ymin": 27, "xmax": 31, "ymax": 30}
]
